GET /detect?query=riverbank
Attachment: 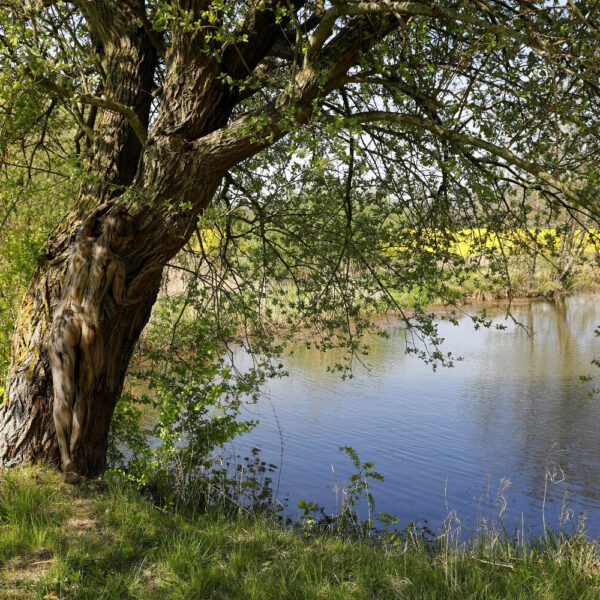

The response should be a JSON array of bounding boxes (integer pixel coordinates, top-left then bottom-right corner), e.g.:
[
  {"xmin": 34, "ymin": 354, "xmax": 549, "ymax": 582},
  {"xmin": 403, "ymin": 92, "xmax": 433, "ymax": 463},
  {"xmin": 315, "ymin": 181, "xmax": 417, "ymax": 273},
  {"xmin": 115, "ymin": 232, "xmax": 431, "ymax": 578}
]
[{"xmin": 1, "ymin": 466, "xmax": 598, "ymax": 599}]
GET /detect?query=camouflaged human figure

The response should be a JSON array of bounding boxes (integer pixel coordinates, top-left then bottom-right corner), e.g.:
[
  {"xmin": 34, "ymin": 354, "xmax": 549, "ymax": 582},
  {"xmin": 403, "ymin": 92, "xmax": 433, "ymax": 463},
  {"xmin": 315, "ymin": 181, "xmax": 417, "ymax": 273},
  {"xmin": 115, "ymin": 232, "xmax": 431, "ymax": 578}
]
[{"xmin": 48, "ymin": 205, "xmax": 135, "ymax": 483}]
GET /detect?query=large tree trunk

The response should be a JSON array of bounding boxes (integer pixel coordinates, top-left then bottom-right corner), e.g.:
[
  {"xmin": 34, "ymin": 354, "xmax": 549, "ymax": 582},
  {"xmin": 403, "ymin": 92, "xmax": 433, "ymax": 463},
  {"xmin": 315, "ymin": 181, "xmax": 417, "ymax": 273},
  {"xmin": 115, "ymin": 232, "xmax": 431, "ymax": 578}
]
[
  {"xmin": 0, "ymin": 0, "xmax": 238, "ymax": 476},
  {"xmin": 0, "ymin": 2, "xmax": 160, "ymax": 475}
]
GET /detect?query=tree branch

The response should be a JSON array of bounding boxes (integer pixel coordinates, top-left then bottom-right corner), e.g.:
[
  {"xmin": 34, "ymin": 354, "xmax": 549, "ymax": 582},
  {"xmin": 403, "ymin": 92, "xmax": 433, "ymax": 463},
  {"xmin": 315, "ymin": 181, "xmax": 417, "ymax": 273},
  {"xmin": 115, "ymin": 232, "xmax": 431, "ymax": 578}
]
[
  {"xmin": 198, "ymin": 12, "xmax": 399, "ymax": 170},
  {"xmin": 121, "ymin": 0, "xmax": 166, "ymax": 58},
  {"xmin": 32, "ymin": 75, "xmax": 148, "ymax": 146},
  {"xmin": 222, "ymin": 0, "xmax": 305, "ymax": 81},
  {"xmin": 349, "ymin": 111, "xmax": 597, "ymax": 215}
]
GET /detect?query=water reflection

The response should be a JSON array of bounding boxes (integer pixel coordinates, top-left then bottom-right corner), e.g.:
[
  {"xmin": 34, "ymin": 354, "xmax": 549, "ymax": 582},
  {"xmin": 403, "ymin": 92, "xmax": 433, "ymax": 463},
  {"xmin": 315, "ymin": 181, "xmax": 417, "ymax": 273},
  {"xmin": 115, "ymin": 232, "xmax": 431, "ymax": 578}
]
[{"xmin": 235, "ymin": 295, "xmax": 600, "ymax": 537}]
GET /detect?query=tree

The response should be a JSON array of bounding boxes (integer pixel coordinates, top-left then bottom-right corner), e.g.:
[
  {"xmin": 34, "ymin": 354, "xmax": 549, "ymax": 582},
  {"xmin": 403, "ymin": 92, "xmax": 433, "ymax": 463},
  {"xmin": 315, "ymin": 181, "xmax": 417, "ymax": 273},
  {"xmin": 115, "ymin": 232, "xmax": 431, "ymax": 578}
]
[{"xmin": 0, "ymin": 0, "xmax": 598, "ymax": 478}]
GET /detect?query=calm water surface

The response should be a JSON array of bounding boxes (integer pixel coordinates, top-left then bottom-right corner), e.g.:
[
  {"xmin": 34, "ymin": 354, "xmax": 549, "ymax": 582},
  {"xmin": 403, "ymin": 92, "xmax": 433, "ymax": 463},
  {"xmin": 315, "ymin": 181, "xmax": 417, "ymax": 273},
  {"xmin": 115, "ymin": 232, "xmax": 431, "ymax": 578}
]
[{"xmin": 233, "ymin": 295, "xmax": 600, "ymax": 538}]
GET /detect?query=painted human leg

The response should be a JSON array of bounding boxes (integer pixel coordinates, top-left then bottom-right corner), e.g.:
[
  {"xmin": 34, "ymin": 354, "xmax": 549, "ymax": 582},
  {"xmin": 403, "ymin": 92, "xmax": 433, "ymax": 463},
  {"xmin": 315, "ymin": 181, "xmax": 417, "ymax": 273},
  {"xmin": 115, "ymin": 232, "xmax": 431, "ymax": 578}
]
[
  {"xmin": 48, "ymin": 310, "xmax": 82, "ymax": 483},
  {"xmin": 70, "ymin": 320, "xmax": 98, "ymax": 463}
]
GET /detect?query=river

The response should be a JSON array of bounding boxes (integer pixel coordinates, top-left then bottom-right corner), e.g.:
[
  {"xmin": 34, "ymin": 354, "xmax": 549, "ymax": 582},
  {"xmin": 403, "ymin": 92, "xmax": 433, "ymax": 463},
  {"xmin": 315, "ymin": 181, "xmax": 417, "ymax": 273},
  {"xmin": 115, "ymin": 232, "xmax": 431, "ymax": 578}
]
[{"xmin": 231, "ymin": 294, "xmax": 600, "ymax": 538}]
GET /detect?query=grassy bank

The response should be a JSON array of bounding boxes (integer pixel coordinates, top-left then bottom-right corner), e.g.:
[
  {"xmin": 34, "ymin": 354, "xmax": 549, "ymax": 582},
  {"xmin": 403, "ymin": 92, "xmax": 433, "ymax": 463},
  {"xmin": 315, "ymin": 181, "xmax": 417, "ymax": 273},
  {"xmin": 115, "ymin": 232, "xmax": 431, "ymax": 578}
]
[{"xmin": 0, "ymin": 467, "xmax": 598, "ymax": 599}]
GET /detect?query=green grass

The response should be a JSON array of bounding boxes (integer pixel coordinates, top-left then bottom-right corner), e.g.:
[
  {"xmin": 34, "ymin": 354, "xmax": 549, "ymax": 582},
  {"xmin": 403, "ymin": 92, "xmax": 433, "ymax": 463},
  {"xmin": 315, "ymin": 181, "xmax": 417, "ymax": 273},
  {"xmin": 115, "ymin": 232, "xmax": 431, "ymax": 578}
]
[{"xmin": 0, "ymin": 466, "xmax": 598, "ymax": 599}]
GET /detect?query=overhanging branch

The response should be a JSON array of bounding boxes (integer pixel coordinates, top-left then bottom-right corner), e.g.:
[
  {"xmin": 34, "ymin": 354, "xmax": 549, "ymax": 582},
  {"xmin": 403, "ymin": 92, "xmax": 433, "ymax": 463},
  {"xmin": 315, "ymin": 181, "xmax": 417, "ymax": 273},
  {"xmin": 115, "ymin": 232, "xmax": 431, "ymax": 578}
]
[{"xmin": 350, "ymin": 111, "xmax": 597, "ymax": 216}]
